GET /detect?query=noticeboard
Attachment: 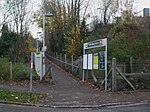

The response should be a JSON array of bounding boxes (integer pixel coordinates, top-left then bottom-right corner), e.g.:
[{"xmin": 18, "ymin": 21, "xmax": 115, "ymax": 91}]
[
  {"xmin": 83, "ymin": 54, "xmax": 93, "ymax": 70},
  {"xmin": 83, "ymin": 52, "xmax": 106, "ymax": 70},
  {"xmin": 83, "ymin": 38, "xmax": 108, "ymax": 90},
  {"xmin": 93, "ymin": 53, "xmax": 98, "ymax": 70},
  {"xmin": 88, "ymin": 54, "xmax": 93, "ymax": 70},
  {"xmin": 99, "ymin": 52, "xmax": 105, "ymax": 70},
  {"xmin": 83, "ymin": 54, "xmax": 88, "ymax": 69}
]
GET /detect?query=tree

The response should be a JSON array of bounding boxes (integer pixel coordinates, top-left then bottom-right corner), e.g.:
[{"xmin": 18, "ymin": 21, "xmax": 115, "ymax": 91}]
[
  {"xmin": 64, "ymin": 27, "xmax": 83, "ymax": 57},
  {"xmin": 0, "ymin": 24, "xmax": 17, "ymax": 57},
  {"xmin": 97, "ymin": 0, "xmax": 119, "ymax": 25},
  {"xmin": 2, "ymin": 0, "xmax": 32, "ymax": 62},
  {"xmin": 4, "ymin": 0, "xmax": 30, "ymax": 35},
  {"xmin": 97, "ymin": 0, "xmax": 134, "ymax": 25},
  {"xmin": 0, "ymin": 0, "xmax": 12, "ymax": 28},
  {"xmin": 108, "ymin": 10, "xmax": 150, "ymax": 63},
  {"xmin": 34, "ymin": 0, "xmax": 88, "ymax": 57}
]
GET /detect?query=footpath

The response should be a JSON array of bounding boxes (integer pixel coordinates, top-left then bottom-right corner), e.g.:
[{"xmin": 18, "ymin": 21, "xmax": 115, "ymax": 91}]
[{"xmin": 0, "ymin": 62, "xmax": 150, "ymax": 107}]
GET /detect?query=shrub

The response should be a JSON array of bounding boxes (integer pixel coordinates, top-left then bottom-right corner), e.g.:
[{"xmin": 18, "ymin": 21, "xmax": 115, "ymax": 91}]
[
  {"xmin": 12, "ymin": 63, "xmax": 30, "ymax": 80},
  {"xmin": 0, "ymin": 58, "xmax": 38, "ymax": 81},
  {"xmin": 0, "ymin": 58, "xmax": 10, "ymax": 80}
]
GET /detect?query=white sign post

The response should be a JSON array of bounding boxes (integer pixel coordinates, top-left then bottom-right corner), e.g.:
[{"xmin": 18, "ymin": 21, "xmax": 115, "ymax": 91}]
[{"xmin": 83, "ymin": 38, "xmax": 108, "ymax": 90}]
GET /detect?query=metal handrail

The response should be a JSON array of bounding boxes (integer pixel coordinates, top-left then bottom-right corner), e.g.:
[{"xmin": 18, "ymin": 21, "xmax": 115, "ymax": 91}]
[{"xmin": 45, "ymin": 53, "xmax": 79, "ymax": 69}]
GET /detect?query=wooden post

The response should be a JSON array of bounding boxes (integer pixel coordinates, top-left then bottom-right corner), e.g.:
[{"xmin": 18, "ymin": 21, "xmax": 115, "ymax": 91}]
[
  {"xmin": 116, "ymin": 68, "xmax": 135, "ymax": 90},
  {"xmin": 130, "ymin": 56, "xmax": 133, "ymax": 73},
  {"xmin": 124, "ymin": 62, "xmax": 126, "ymax": 74},
  {"xmin": 53, "ymin": 52, "xmax": 55, "ymax": 62},
  {"xmin": 86, "ymin": 70, "xmax": 89, "ymax": 81},
  {"xmin": 112, "ymin": 58, "xmax": 117, "ymax": 92},
  {"xmin": 48, "ymin": 65, "xmax": 53, "ymax": 85},
  {"xmin": 54, "ymin": 53, "xmax": 56, "ymax": 63},
  {"xmin": 60, "ymin": 53, "xmax": 62, "ymax": 67},
  {"xmin": 101, "ymin": 68, "xmax": 112, "ymax": 86},
  {"xmin": 91, "ymin": 71, "xmax": 97, "ymax": 83},
  {"xmin": 56, "ymin": 53, "xmax": 58, "ymax": 65},
  {"xmin": 64, "ymin": 54, "xmax": 67, "ymax": 70},
  {"xmin": 10, "ymin": 61, "xmax": 12, "ymax": 81},
  {"xmin": 71, "ymin": 55, "xmax": 74, "ymax": 74}
]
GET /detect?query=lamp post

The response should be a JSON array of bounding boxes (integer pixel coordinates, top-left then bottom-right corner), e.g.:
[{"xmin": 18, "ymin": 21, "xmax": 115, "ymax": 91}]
[
  {"xmin": 36, "ymin": 32, "xmax": 42, "ymax": 53},
  {"xmin": 42, "ymin": 12, "xmax": 53, "ymax": 52},
  {"xmin": 42, "ymin": 0, "xmax": 53, "ymax": 78}
]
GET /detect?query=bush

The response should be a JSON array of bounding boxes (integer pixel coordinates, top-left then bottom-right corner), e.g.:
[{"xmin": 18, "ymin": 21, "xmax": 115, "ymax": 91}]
[
  {"xmin": 12, "ymin": 63, "xmax": 30, "ymax": 80},
  {"xmin": 0, "ymin": 58, "xmax": 38, "ymax": 81},
  {"xmin": 0, "ymin": 58, "xmax": 10, "ymax": 80}
]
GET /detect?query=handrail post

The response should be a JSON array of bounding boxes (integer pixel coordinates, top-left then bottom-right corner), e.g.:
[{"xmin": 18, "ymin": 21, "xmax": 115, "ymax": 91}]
[
  {"xmin": 71, "ymin": 55, "xmax": 74, "ymax": 74},
  {"xmin": 65, "ymin": 54, "xmax": 67, "ymax": 70}
]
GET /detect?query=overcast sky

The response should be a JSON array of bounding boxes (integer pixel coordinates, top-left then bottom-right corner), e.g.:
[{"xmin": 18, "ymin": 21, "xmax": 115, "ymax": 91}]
[
  {"xmin": 134, "ymin": 0, "xmax": 150, "ymax": 10},
  {"xmin": 30, "ymin": 0, "xmax": 150, "ymax": 38}
]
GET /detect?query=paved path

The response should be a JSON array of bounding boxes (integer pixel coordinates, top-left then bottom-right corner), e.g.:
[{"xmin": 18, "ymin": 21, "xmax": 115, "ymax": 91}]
[
  {"xmin": 0, "ymin": 62, "xmax": 150, "ymax": 106},
  {"xmin": 40, "ymin": 63, "xmax": 150, "ymax": 106}
]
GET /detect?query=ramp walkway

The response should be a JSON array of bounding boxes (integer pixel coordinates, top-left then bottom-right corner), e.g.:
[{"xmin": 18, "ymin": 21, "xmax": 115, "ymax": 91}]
[
  {"xmin": 40, "ymin": 61, "xmax": 150, "ymax": 106},
  {"xmin": 0, "ymin": 60, "xmax": 150, "ymax": 106}
]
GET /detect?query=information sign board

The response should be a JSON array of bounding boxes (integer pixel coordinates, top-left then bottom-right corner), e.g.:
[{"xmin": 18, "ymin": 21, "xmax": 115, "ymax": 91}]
[
  {"xmin": 99, "ymin": 52, "xmax": 105, "ymax": 70},
  {"xmin": 84, "ymin": 38, "xmax": 107, "ymax": 50},
  {"xmin": 93, "ymin": 53, "xmax": 98, "ymax": 70},
  {"xmin": 88, "ymin": 54, "xmax": 93, "ymax": 70},
  {"xmin": 83, "ymin": 38, "xmax": 108, "ymax": 90},
  {"xmin": 83, "ymin": 54, "xmax": 87, "ymax": 69}
]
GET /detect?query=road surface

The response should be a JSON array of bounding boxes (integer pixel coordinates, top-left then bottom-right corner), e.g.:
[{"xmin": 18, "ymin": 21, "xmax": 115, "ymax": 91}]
[{"xmin": 0, "ymin": 103, "xmax": 150, "ymax": 112}]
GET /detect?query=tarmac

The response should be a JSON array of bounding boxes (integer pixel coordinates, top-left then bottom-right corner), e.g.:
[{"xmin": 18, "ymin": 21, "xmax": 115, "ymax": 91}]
[{"xmin": 0, "ymin": 61, "xmax": 150, "ymax": 108}]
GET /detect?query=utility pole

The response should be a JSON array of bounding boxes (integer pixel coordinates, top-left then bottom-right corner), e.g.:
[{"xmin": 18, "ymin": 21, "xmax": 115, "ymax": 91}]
[
  {"xmin": 42, "ymin": 0, "xmax": 46, "ymax": 78},
  {"xmin": 42, "ymin": 0, "xmax": 53, "ymax": 79}
]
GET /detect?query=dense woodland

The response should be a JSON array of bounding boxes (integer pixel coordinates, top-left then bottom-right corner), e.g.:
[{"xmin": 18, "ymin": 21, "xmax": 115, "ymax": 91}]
[{"xmin": 0, "ymin": 0, "xmax": 150, "ymax": 63}]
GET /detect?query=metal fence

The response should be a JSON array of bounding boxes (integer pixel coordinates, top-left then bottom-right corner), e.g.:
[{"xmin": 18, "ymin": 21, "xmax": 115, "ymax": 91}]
[
  {"xmin": 46, "ymin": 52, "xmax": 150, "ymax": 91},
  {"xmin": 109, "ymin": 60, "xmax": 150, "ymax": 91},
  {"xmin": 114, "ymin": 62, "xmax": 150, "ymax": 74},
  {"xmin": 46, "ymin": 52, "xmax": 83, "ymax": 79}
]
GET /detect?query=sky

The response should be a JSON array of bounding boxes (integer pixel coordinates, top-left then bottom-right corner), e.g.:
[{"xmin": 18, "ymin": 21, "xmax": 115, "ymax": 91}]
[
  {"xmin": 29, "ymin": 0, "xmax": 150, "ymax": 38},
  {"xmin": 134, "ymin": 0, "xmax": 150, "ymax": 10},
  {"xmin": 29, "ymin": 0, "xmax": 42, "ymax": 39}
]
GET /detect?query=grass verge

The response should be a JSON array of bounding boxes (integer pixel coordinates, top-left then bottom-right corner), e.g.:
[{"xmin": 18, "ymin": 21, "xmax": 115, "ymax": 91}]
[{"xmin": 0, "ymin": 90, "xmax": 47, "ymax": 104}]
